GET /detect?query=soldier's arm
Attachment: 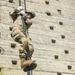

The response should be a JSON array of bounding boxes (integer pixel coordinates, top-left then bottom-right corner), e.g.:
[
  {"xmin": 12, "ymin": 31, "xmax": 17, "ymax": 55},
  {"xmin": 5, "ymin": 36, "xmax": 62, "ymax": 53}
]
[{"xmin": 25, "ymin": 19, "xmax": 32, "ymax": 29}]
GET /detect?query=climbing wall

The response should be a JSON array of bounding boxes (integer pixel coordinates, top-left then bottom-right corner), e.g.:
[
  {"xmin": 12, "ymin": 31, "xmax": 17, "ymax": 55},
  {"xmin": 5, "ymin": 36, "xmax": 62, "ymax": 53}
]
[{"xmin": 0, "ymin": 0, "xmax": 75, "ymax": 75}]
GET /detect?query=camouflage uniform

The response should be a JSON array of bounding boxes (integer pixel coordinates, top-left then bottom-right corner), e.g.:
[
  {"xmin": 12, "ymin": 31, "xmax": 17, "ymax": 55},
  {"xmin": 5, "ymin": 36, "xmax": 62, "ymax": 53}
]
[{"xmin": 10, "ymin": 6, "xmax": 37, "ymax": 71}]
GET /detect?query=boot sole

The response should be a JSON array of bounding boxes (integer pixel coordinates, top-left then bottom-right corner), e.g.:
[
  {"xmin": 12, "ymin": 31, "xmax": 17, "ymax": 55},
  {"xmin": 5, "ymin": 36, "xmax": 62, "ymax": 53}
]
[{"xmin": 23, "ymin": 63, "xmax": 37, "ymax": 72}]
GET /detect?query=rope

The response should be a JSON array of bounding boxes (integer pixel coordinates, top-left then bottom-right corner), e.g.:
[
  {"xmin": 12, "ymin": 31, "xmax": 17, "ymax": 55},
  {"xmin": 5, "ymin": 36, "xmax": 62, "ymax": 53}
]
[
  {"xmin": 19, "ymin": 0, "xmax": 21, "ymax": 6},
  {"xmin": 21, "ymin": 16, "xmax": 27, "ymax": 36},
  {"xmin": 24, "ymin": 0, "xmax": 26, "ymax": 11},
  {"xmin": 18, "ymin": 0, "xmax": 32, "ymax": 75}
]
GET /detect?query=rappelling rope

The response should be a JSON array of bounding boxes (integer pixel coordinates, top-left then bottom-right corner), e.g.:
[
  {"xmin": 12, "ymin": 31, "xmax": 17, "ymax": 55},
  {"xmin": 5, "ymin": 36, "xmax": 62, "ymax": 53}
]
[
  {"xmin": 19, "ymin": 0, "xmax": 27, "ymax": 36},
  {"xmin": 18, "ymin": 0, "xmax": 32, "ymax": 75}
]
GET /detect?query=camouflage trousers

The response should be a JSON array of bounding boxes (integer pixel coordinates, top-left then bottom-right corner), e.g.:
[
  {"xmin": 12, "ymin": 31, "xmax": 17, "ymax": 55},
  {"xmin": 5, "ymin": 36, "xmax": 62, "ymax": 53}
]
[
  {"xmin": 11, "ymin": 23, "xmax": 34, "ymax": 59},
  {"xmin": 19, "ymin": 38, "xmax": 34, "ymax": 59}
]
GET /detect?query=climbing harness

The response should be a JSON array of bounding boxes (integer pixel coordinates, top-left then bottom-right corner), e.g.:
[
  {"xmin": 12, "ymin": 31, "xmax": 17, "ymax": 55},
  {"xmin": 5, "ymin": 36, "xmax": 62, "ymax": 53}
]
[{"xmin": 19, "ymin": 0, "xmax": 32, "ymax": 75}]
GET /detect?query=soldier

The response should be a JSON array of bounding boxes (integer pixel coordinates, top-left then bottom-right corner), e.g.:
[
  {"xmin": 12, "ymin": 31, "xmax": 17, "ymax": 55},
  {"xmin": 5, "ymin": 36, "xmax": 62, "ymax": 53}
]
[{"xmin": 10, "ymin": 6, "xmax": 37, "ymax": 71}]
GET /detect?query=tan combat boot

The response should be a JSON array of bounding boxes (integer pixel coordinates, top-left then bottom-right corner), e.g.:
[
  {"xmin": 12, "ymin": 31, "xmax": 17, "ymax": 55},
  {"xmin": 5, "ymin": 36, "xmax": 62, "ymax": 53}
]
[{"xmin": 21, "ymin": 58, "xmax": 37, "ymax": 72}]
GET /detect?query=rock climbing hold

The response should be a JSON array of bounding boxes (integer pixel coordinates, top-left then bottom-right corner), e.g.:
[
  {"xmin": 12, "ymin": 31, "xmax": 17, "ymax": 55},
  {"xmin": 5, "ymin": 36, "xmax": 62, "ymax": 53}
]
[{"xmin": 11, "ymin": 43, "xmax": 16, "ymax": 48}]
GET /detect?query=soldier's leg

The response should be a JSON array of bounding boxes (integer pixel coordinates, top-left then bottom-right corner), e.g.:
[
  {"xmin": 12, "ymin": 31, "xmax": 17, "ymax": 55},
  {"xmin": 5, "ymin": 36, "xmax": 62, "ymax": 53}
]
[
  {"xmin": 12, "ymin": 26, "xmax": 23, "ymax": 32},
  {"xmin": 27, "ymin": 37, "xmax": 34, "ymax": 57},
  {"xmin": 11, "ymin": 28, "xmax": 21, "ymax": 37},
  {"xmin": 11, "ymin": 27, "xmax": 26, "ymax": 43},
  {"xmin": 19, "ymin": 46, "xmax": 37, "ymax": 72},
  {"xmin": 19, "ymin": 37, "xmax": 28, "ymax": 46},
  {"xmin": 11, "ymin": 29, "xmax": 22, "ymax": 43},
  {"xmin": 12, "ymin": 34, "xmax": 21, "ymax": 43}
]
